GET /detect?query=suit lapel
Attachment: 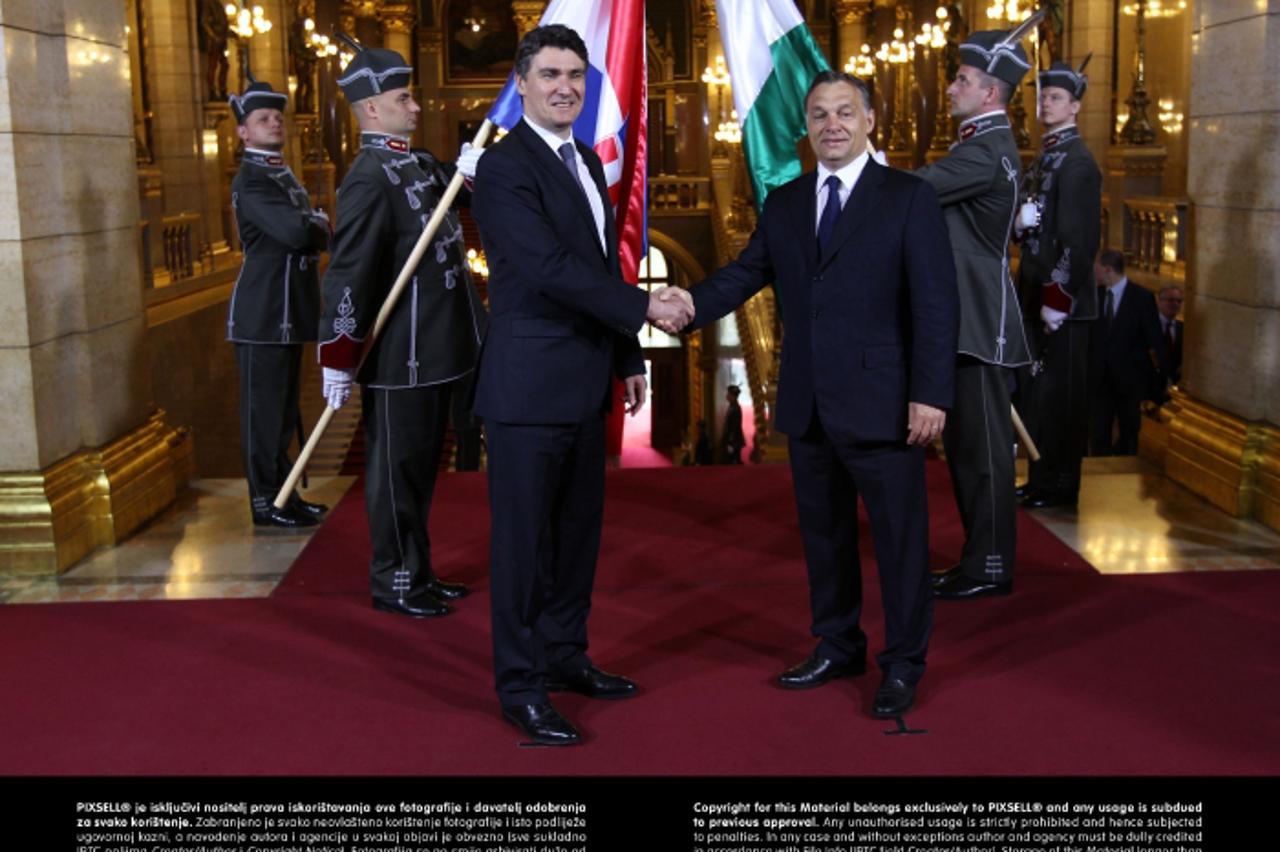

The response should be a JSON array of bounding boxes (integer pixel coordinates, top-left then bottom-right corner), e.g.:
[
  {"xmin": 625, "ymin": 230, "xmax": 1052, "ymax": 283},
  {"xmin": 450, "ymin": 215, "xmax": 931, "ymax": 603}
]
[
  {"xmin": 514, "ymin": 121, "xmax": 606, "ymax": 261},
  {"xmin": 817, "ymin": 160, "xmax": 886, "ymax": 272},
  {"xmin": 789, "ymin": 171, "xmax": 820, "ymax": 271},
  {"xmin": 581, "ymin": 142, "xmax": 618, "ymax": 271}
]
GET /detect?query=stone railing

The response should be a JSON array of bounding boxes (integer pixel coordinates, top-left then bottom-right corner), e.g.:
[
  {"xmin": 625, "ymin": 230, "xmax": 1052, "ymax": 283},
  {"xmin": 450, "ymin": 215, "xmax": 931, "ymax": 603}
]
[
  {"xmin": 649, "ymin": 175, "xmax": 712, "ymax": 211},
  {"xmin": 1123, "ymin": 196, "xmax": 1189, "ymax": 281},
  {"xmin": 141, "ymin": 212, "xmax": 208, "ymax": 288}
]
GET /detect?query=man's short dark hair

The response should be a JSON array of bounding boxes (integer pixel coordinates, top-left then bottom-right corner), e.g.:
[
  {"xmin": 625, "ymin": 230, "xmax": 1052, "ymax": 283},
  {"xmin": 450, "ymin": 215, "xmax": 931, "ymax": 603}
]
[
  {"xmin": 514, "ymin": 24, "xmax": 589, "ymax": 78},
  {"xmin": 804, "ymin": 70, "xmax": 872, "ymax": 112},
  {"xmin": 975, "ymin": 69, "xmax": 1013, "ymax": 106},
  {"xmin": 1098, "ymin": 249, "xmax": 1125, "ymax": 274}
]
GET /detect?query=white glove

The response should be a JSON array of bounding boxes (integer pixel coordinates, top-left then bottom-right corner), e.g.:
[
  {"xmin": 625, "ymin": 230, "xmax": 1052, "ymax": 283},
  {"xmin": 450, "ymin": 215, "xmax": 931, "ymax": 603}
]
[
  {"xmin": 322, "ymin": 367, "xmax": 355, "ymax": 410},
  {"xmin": 1040, "ymin": 304, "xmax": 1068, "ymax": 334},
  {"xmin": 871, "ymin": 149, "xmax": 888, "ymax": 166},
  {"xmin": 1016, "ymin": 200, "xmax": 1040, "ymax": 235},
  {"xmin": 456, "ymin": 142, "xmax": 483, "ymax": 180}
]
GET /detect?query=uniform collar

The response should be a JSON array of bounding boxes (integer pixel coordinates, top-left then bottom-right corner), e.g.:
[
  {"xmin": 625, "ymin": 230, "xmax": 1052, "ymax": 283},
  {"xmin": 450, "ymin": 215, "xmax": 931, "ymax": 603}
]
[
  {"xmin": 361, "ymin": 132, "xmax": 412, "ymax": 153},
  {"xmin": 957, "ymin": 110, "xmax": 1010, "ymax": 142},
  {"xmin": 1041, "ymin": 124, "xmax": 1079, "ymax": 149},
  {"xmin": 243, "ymin": 147, "xmax": 286, "ymax": 167}
]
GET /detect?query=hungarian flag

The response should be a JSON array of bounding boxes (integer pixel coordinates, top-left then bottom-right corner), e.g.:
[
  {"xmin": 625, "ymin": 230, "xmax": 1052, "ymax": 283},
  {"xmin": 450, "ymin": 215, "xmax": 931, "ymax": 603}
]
[
  {"xmin": 487, "ymin": 0, "xmax": 647, "ymax": 283},
  {"xmin": 715, "ymin": 0, "xmax": 829, "ymax": 209}
]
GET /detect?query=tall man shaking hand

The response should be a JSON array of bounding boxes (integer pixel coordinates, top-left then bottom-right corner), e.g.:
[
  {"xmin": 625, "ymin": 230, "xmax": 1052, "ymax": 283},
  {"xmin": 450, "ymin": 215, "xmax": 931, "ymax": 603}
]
[
  {"xmin": 683, "ymin": 72, "xmax": 957, "ymax": 719},
  {"xmin": 471, "ymin": 25, "xmax": 692, "ymax": 746}
]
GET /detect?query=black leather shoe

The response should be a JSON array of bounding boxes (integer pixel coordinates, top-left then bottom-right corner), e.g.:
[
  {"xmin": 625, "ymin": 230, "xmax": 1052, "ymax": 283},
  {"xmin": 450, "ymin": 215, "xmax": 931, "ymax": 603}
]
[
  {"xmin": 252, "ymin": 506, "xmax": 318, "ymax": 529},
  {"xmin": 548, "ymin": 664, "xmax": 638, "ymax": 700},
  {"xmin": 1014, "ymin": 482, "xmax": 1033, "ymax": 500},
  {"xmin": 290, "ymin": 497, "xmax": 329, "ymax": 517},
  {"xmin": 502, "ymin": 703, "xmax": 581, "ymax": 746},
  {"xmin": 776, "ymin": 652, "xmax": 866, "ymax": 689},
  {"xmin": 425, "ymin": 578, "xmax": 470, "ymax": 601},
  {"xmin": 371, "ymin": 595, "xmax": 452, "ymax": 618},
  {"xmin": 873, "ymin": 676, "xmax": 916, "ymax": 718},
  {"xmin": 1020, "ymin": 490, "xmax": 1077, "ymax": 509},
  {"xmin": 930, "ymin": 564, "xmax": 962, "ymax": 588},
  {"xmin": 933, "ymin": 574, "xmax": 1012, "ymax": 600}
]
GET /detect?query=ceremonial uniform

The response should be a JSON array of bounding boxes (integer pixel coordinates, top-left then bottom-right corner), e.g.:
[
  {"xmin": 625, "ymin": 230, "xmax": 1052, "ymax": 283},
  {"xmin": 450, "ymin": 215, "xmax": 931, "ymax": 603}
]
[
  {"xmin": 1017, "ymin": 115, "xmax": 1102, "ymax": 503},
  {"xmin": 319, "ymin": 49, "xmax": 485, "ymax": 612},
  {"xmin": 916, "ymin": 25, "xmax": 1037, "ymax": 595},
  {"xmin": 227, "ymin": 81, "xmax": 330, "ymax": 526}
]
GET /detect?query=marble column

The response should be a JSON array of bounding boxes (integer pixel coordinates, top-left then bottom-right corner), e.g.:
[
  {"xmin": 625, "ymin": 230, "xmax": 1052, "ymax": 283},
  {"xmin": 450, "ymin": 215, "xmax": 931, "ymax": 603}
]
[
  {"xmin": 0, "ymin": 0, "xmax": 189, "ymax": 573},
  {"xmin": 1166, "ymin": 0, "xmax": 1280, "ymax": 530},
  {"xmin": 146, "ymin": 0, "xmax": 204, "ymax": 218}
]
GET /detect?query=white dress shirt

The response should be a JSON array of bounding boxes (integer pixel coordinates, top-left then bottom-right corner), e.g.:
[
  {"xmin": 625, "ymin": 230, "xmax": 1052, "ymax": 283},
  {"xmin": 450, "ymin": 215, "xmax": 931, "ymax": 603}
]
[
  {"xmin": 522, "ymin": 117, "xmax": 608, "ymax": 254},
  {"xmin": 814, "ymin": 152, "xmax": 870, "ymax": 233}
]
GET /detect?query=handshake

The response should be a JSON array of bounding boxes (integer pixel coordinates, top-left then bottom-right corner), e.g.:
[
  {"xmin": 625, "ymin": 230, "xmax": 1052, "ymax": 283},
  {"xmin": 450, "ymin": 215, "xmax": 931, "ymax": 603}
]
[{"xmin": 646, "ymin": 286, "xmax": 695, "ymax": 334}]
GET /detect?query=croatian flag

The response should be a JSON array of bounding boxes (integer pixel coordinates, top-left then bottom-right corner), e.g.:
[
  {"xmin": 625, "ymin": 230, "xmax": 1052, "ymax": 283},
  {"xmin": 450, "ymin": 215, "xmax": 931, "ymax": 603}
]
[{"xmin": 487, "ymin": 0, "xmax": 647, "ymax": 283}]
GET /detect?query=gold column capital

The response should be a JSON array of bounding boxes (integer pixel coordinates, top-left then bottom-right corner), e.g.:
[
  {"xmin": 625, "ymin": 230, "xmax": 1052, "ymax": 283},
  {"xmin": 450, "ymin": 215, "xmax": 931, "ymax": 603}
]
[
  {"xmin": 512, "ymin": 1, "xmax": 548, "ymax": 39},
  {"xmin": 833, "ymin": 0, "xmax": 873, "ymax": 24},
  {"xmin": 420, "ymin": 27, "xmax": 444, "ymax": 51},
  {"xmin": 379, "ymin": 2, "xmax": 416, "ymax": 35}
]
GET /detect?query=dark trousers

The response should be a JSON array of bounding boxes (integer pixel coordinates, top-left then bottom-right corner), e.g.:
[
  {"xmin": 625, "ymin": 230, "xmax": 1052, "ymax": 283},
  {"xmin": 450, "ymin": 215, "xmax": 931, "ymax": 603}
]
[
  {"xmin": 235, "ymin": 343, "xmax": 302, "ymax": 515},
  {"xmin": 362, "ymin": 384, "xmax": 452, "ymax": 603},
  {"xmin": 943, "ymin": 358, "xmax": 1017, "ymax": 584},
  {"xmin": 486, "ymin": 417, "xmax": 605, "ymax": 707},
  {"xmin": 1022, "ymin": 322, "xmax": 1091, "ymax": 497},
  {"xmin": 1089, "ymin": 377, "xmax": 1143, "ymax": 456},
  {"xmin": 788, "ymin": 413, "xmax": 932, "ymax": 683}
]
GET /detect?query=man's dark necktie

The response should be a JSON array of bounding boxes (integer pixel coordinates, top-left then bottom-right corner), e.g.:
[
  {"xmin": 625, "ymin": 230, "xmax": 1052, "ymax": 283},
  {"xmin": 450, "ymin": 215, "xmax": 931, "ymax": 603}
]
[
  {"xmin": 1166, "ymin": 321, "xmax": 1176, "ymax": 358},
  {"xmin": 816, "ymin": 174, "xmax": 843, "ymax": 258},
  {"xmin": 1104, "ymin": 288, "xmax": 1115, "ymax": 329},
  {"xmin": 558, "ymin": 142, "xmax": 590, "ymax": 199}
]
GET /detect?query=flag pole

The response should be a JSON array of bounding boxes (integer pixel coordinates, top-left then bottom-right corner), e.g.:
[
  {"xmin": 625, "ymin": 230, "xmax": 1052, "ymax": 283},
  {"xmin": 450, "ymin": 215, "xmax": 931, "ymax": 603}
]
[{"xmin": 273, "ymin": 119, "xmax": 496, "ymax": 510}]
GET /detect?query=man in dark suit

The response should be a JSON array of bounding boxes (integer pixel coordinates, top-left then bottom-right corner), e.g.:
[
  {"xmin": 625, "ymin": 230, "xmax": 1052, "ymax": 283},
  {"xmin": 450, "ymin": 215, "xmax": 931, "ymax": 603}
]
[
  {"xmin": 682, "ymin": 71, "xmax": 958, "ymax": 719},
  {"xmin": 1090, "ymin": 250, "xmax": 1169, "ymax": 455},
  {"xmin": 1157, "ymin": 285, "xmax": 1184, "ymax": 392},
  {"xmin": 471, "ymin": 25, "xmax": 690, "ymax": 746}
]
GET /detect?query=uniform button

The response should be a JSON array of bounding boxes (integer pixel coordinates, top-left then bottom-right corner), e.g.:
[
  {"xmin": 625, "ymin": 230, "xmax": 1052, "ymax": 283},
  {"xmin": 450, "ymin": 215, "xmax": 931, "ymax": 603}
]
[
  {"xmin": 811, "ymin": 309, "xmax": 820, "ymax": 319},
  {"xmin": 813, "ymin": 275, "xmax": 823, "ymax": 283}
]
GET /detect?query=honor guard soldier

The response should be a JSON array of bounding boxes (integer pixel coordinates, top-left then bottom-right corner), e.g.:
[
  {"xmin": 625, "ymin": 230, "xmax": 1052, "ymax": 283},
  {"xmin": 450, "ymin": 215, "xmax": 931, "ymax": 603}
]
[
  {"xmin": 1014, "ymin": 57, "xmax": 1102, "ymax": 509},
  {"xmin": 228, "ymin": 76, "xmax": 331, "ymax": 529},
  {"xmin": 318, "ymin": 40, "xmax": 486, "ymax": 618},
  {"xmin": 916, "ymin": 15, "xmax": 1042, "ymax": 599}
]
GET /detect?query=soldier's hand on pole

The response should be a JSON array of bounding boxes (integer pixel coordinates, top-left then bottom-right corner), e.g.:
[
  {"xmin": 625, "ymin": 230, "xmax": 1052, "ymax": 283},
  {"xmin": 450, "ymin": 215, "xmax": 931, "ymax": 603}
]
[
  {"xmin": 456, "ymin": 142, "xmax": 484, "ymax": 180},
  {"xmin": 1040, "ymin": 304, "xmax": 1067, "ymax": 334},
  {"xmin": 322, "ymin": 367, "xmax": 355, "ymax": 410}
]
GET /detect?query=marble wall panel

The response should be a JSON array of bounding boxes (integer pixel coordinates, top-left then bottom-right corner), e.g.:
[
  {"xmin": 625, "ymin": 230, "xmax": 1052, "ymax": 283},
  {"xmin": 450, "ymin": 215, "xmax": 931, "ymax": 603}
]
[
  {"xmin": 75, "ymin": 314, "xmax": 149, "ymax": 449},
  {"xmin": 24, "ymin": 329, "xmax": 86, "ymax": 466},
  {"xmin": 10, "ymin": 134, "xmax": 139, "ymax": 241},
  {"xmin": 1186, "ymin": 297, "xmax": 1267, "ymax": 420},
  {"xmin": 0, "ymin": 347, "xmax": 39, "ymax": 470},
  {"xmin": 0, "ymin": 25, "xmax": 73, "ymax": 136},
  {"xmin": 1188, "ymin": 14, "xmax": 1280, "ymax": 118},
  {"xmin": 62, "ymin": 0, "xmax": 128, "ymax": 46},
  {"xmin": 18, "ymin": 227, "xmax": 143, "ymax": 345},
  {"xmin": 0, "ymin": 240, "xmax": 31, "ymax": 347},
  {"xmin": 1188, "ymin": 112, "xmax": 1280, "ymax": 209},
  {"xmin": 1191, "ymin": 206, "xmax": 1280, "ymax": 307},
  {"xmin": 65, "ymin": 37, "xmax": 132, "ymax": 137},
  {"xmin": 1263, "ymin": 309, "xmax": 1280, "ymax": 424},
  {"xmin": 0, "ymin": 0, "xmax": 66, "ymax": 33},
  {"xmin": 1195, "ymin": 0, "xmax": 1280, "ymax": 30},
  {"xmin": 0, "ymin": 132, "xmax": 19, "ymax": 241}
]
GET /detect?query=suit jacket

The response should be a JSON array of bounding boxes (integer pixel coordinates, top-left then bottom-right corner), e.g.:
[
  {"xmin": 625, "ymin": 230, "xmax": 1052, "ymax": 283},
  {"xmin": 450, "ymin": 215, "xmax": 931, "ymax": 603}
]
[
  {"xmin": 916, "ymin": 112, "xmax": 1031, "ymax": 367},
  {"xmin": 1164, "ymin": 317, "xmax": 1183, "ymax": 385},
  {"xmin": 228, "ymin": 149, "xmax": 329, "ymax": 343},
  {"xmin": 1017, "ymin": 126, "xmax": 1102, "ymax": 321},
  {"xmin": 689, "ymin": 160, "xmax": 958, "ymax": 445},
  {"xmin": 318, "ymin": 134, "xmax": 485, "ymax": 388},
  {"xmin": 1093, "ymin": 281, "xmax": 1170, "ymax": 399},
  {"xmin": 471, "ymin": 120, "xmax": 648, "ymax": 424}
]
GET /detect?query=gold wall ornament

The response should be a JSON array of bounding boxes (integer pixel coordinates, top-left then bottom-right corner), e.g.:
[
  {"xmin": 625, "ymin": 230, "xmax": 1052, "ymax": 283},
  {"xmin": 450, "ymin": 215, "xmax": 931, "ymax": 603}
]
[
  {"xmin": 0, "ymin": 412, "xmax": 193, "ymax": 576},
  {"xmin": 1165, "ymin": 391, "xmax": 1265, "ymax": 525}
]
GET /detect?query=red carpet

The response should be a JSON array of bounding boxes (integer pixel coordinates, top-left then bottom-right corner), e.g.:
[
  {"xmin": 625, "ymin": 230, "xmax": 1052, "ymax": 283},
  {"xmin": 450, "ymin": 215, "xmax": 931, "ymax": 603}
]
[{"xmin": 2, "ymin": 464, "xmax": 1278, "ymax": 776}]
